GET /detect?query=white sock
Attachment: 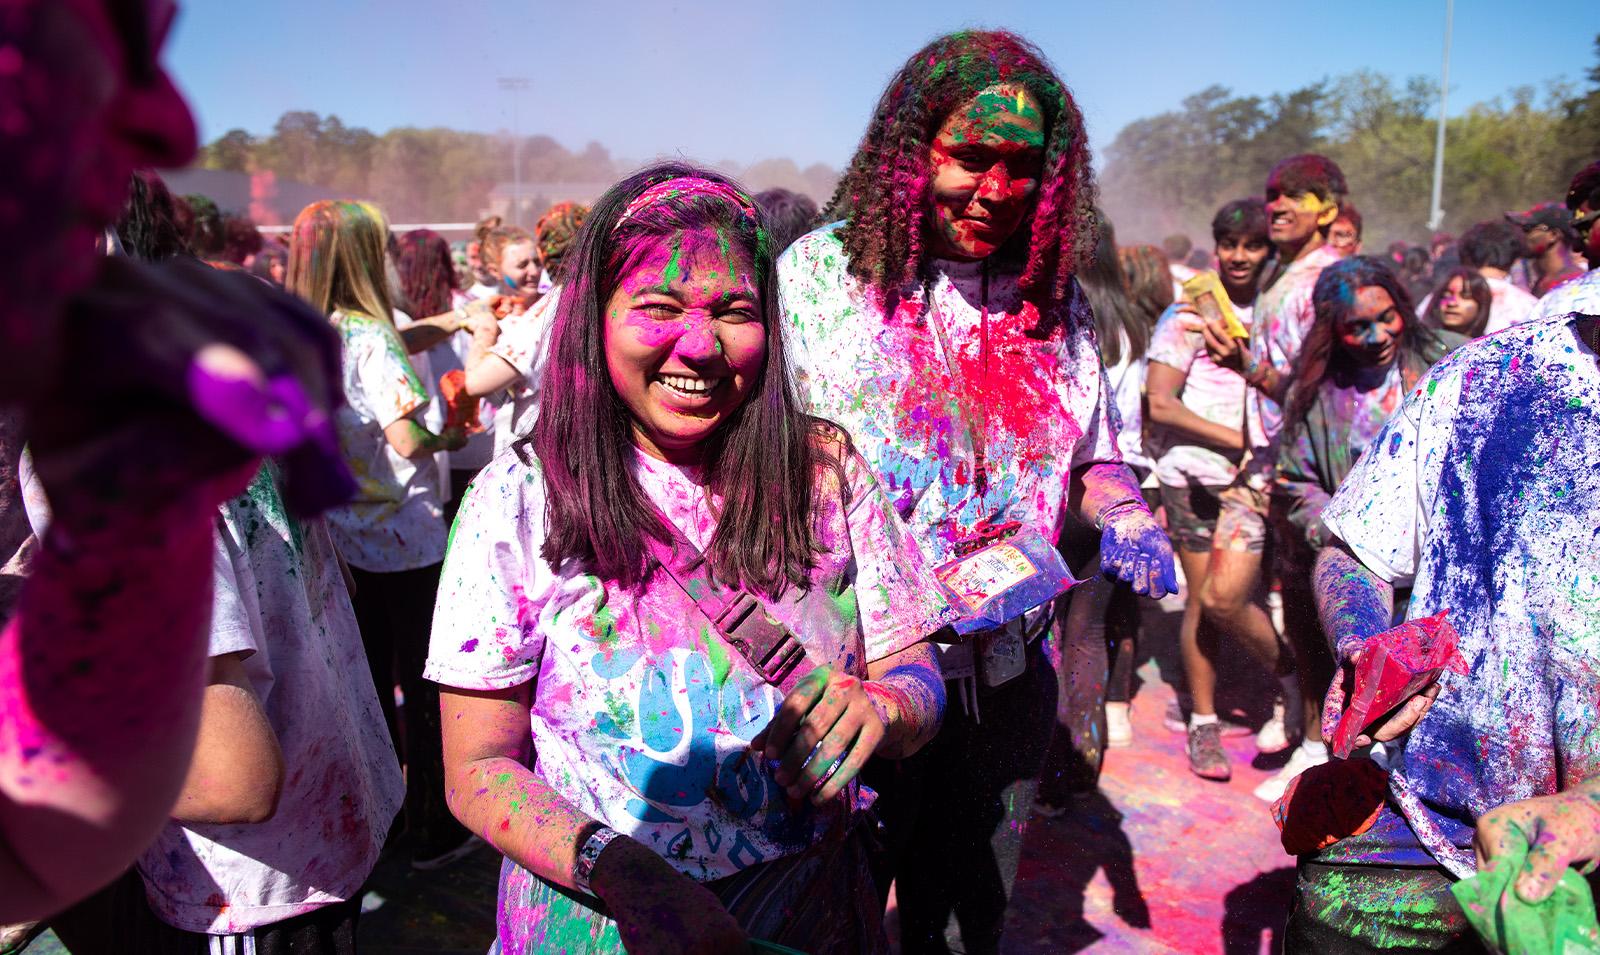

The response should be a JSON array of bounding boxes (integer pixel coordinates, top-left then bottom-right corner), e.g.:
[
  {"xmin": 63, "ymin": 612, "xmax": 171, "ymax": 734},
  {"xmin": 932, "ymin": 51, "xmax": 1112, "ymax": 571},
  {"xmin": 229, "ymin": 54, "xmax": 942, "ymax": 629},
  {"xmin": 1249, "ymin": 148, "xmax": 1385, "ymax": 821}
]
[
  {"xmin": 1189, "ymin": 712, "xmax": 1219, "ymax": 730},
  {"xmin": 1300, "ymin": 739, "xmax": 1328, "ymax": 759}
]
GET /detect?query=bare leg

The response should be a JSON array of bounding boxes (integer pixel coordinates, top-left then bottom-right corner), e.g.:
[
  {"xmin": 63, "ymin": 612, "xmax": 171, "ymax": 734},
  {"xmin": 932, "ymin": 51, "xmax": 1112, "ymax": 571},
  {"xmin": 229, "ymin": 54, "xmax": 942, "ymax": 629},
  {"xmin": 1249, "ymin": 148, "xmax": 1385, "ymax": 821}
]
[
  {"xmin": 1198, "ymin": 547, "xmax": 1285, "ymax": 678},
  {"xmin": 1176, "ymin": 548, "xmax": 1219, "ymax": 716}
]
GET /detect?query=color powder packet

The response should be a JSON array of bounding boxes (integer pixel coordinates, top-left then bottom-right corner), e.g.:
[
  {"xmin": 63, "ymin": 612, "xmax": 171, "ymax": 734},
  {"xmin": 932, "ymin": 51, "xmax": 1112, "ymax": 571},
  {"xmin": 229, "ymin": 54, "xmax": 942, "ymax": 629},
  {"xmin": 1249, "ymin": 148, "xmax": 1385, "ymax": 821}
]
[
  {"xmin": 439, "ymin": 369, "xmax": 484, "ymax": 434},
  {"xmin": 1182, "ymin": 270, "xmax": 1250, "ymax": 339},
  {"xmin": 1450, "ymin": 824, "xmax": 1600, "ymax": 955},
  {"xmin": 1327, "ymin": 611, "xmax": 1469, "ymax": 759},
  {"xmin": 934, "ymin": 528, "xmax": 1082, "ymax": 636}
]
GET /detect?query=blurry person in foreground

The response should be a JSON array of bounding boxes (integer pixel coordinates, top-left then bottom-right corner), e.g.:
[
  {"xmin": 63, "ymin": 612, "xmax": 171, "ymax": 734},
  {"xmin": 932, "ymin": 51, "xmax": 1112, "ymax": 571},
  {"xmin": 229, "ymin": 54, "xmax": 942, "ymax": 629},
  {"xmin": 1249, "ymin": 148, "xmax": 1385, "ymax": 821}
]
[{"xmin": 0, "ymin": 0, "xmax": 347, "ymax": 922}]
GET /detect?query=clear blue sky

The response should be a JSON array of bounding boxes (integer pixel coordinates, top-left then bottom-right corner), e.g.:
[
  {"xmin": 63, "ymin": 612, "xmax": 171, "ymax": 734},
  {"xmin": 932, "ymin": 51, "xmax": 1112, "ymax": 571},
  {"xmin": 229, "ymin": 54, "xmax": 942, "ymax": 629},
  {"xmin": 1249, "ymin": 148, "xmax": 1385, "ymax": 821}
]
[{"xmin": 167, "ymin": 0, "xmax": 1598, "ymax": 169}]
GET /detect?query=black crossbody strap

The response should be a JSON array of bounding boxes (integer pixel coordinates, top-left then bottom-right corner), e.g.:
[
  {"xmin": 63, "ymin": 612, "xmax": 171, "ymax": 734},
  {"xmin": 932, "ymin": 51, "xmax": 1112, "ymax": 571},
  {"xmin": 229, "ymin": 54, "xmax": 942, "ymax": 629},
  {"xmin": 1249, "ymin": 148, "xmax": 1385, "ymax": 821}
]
[{"xmin": 643, "ymin": 524, "xmax": 815, "ymax": 696}]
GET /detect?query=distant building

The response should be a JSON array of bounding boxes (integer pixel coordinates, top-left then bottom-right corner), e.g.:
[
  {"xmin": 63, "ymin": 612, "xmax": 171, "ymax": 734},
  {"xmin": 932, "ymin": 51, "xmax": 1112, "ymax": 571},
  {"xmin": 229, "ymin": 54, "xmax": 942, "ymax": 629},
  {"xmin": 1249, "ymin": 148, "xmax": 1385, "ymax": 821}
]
[
  {"xmin": 484, "ymin": 181, "xmax": 612, "ymax": 227},
  {"xmin": 158, "ymin": 168, "xmax": 345, "ymax": 226}
]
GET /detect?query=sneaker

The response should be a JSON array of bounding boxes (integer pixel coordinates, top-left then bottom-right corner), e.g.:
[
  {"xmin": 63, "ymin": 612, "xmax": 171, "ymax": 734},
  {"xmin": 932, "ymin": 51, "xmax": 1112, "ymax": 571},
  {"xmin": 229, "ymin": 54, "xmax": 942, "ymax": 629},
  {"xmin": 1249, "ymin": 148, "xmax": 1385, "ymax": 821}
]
[
  {"xmin": 1255, "ymin": 700, "xmax": 1291, "ymax": 754},
  {"xmin": 1165, "ymin": 702, "xmax": 1253, "ymax": 738},
  {"xmin": 1187, "ymin": 723, "xmax": 1231, "ymax": 781},
  {"xmin": 411, "ymin": 833, "xmax": 485, "ymax": 871},
  {"xmin": 1252, "ymin": 744, "xmax": 1330, "ymax": 803},
  {"xmin": 1105, "ymin": 702, "xmax": 1133, "ymax": 748}
]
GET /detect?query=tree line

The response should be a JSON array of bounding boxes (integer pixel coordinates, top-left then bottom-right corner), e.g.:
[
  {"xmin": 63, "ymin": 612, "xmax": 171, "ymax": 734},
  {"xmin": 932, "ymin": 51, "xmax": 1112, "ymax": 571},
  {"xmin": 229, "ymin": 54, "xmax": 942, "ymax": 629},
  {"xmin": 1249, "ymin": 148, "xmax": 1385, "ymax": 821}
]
[
  {"xmin": 199, "ymin": 39, "xmax": 1600, "ymax": 247},
  {"xmin": 1099, "ymin": 36, "xmax": 1600, "ymax": 248},
  {"xmin": 199, "ymin": 112, "xmax": 840, "ymax": 223}
]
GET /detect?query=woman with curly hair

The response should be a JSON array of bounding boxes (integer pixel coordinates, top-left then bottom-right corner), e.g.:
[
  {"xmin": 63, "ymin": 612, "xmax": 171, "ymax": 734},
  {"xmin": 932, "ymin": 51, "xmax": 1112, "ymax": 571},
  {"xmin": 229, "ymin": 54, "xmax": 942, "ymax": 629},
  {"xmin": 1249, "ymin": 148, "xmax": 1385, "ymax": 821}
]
[{"xmin": 778, "ymin": 29, "xmax": 1175, "ymax": 953}]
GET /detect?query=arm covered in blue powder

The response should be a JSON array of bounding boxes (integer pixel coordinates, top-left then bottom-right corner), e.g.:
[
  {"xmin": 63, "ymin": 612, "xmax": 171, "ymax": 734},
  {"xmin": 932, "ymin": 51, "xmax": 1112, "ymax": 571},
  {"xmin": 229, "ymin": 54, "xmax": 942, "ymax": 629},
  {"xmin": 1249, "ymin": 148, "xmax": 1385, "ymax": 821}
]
[
  {"xmin": 1072, "ymin": 462, "xmax": 1179, "ymax": 600},
  {"xmin": 1312, "ymin": 539, "xmax": 1394, "ymax": 662}
]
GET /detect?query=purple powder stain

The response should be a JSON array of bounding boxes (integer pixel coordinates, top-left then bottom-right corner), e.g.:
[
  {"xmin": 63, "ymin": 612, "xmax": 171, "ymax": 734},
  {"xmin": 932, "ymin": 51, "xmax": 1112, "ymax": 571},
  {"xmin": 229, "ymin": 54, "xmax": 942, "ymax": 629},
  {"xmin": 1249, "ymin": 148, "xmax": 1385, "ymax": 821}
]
[{"xmin": 460, "ymin": 638, "xmax": 479, "ymax": 653}]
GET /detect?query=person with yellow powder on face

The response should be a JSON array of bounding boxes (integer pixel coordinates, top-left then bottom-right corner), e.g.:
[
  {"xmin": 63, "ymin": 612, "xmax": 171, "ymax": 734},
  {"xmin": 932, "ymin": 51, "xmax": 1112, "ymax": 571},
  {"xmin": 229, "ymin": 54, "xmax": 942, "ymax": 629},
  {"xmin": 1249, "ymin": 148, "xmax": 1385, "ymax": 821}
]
[{"xmin": 1183, "ymin": 155, "xmax": 1350, "ymax": 798}]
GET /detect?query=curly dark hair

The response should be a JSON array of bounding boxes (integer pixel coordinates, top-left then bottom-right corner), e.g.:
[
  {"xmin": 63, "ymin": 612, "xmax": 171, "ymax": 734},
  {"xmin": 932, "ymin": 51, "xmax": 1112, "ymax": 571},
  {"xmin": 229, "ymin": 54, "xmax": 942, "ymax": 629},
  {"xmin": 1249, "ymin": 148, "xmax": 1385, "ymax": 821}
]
[{"xmin": 823, "ymin": 30, "xmax": 1096, "ymax": 303}]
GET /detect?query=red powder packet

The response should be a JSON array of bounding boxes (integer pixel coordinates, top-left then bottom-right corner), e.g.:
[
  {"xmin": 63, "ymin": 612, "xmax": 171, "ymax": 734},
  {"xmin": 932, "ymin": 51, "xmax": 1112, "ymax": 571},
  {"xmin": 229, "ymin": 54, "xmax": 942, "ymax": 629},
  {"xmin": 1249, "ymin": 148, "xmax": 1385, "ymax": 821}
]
[
  {"xmin": 1327, "ymin": 611, "xmax": 1468, "ymax": 759},
  {"xmin": 1271, "ymin": 757, "xmax": 1389, "ymax": 855},
  {"xmin": 439, "ymin": 370, "xmax": 484, "ymax": 434}
]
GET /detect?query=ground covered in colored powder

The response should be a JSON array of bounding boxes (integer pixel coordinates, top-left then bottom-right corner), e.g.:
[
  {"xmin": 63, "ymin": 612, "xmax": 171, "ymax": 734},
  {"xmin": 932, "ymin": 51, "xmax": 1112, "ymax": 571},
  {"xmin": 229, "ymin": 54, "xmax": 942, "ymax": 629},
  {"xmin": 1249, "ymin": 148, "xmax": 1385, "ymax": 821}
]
[
  {"xmin": 1000, "ymin": 592, "xmax": 1296, "ymax": 954},
  {"xmin": 22, "ymin": 595, "xmax": 1294, "ymax": 955}
]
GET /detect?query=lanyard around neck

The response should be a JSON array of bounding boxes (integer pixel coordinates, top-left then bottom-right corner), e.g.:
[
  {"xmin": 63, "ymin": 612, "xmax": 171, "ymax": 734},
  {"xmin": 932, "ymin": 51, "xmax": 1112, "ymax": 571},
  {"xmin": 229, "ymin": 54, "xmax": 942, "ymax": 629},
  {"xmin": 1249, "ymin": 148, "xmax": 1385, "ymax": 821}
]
[{"xmin": 925, "ymin": 263, "xmax": 992, "ymax": 495}]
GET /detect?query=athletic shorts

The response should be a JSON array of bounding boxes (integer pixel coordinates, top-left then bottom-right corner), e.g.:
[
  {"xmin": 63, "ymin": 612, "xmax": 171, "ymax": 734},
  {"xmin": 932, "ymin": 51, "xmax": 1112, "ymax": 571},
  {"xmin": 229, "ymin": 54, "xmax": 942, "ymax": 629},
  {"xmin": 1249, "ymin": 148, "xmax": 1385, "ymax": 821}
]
[
  {"xmin": 1211, "ymin": 481, "xmax": 1270, "ymax": 555},
  {"xmin": 1158, "ymin": 482, "xmax": 1229, "ymax": 553}
]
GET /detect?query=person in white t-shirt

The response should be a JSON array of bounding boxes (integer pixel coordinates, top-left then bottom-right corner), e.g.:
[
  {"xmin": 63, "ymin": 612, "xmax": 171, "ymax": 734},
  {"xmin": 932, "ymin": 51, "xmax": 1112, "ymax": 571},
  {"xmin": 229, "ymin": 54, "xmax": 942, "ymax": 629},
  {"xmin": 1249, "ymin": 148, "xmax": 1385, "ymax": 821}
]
[
  {"xmin": 1294, "ymin": 279, "xmax": 1600, "ymax": 950},
  {"xmin": 456, "ymin": 225, "xmax": 561, "ymax": 455},
  {"xmin": 429, "ymin": 164, "xmax": 951, "ymax": 954},
  {"xmin": 1186, "ymin": 155, "xmax": 1349, "ymax": 784},
  {"xmin": 286, "ymin": 200, "xmax": 473, "ymax": 871},
  {"xmin": 1146, "ymin": 198, "xmax": 1271, "ymax": 754},
  {"xmin": 46, "ymin": 464, "xmax": 403, "ymax": 953},
  {"xmin": 1457, "ymin": 220, "xmax": 1539, "ymax": 334}
]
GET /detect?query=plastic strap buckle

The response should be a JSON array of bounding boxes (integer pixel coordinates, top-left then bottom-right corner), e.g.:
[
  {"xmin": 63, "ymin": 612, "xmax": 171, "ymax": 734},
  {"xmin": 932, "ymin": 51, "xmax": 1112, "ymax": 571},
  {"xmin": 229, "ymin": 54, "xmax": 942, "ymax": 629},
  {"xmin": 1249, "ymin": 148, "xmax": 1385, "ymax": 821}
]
[{"xmin": 715, "ymin": 592, "xmax": 806, "ymax": 687}]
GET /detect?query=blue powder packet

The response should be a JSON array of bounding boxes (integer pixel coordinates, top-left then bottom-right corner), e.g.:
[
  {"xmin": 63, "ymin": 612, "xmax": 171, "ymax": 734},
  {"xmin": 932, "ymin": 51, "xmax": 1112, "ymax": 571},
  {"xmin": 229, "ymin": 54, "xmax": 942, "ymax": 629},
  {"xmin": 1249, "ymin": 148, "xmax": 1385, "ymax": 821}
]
[{"xmin": 934, "ymin": 528, "xmax": 1083, "ymax": 636}]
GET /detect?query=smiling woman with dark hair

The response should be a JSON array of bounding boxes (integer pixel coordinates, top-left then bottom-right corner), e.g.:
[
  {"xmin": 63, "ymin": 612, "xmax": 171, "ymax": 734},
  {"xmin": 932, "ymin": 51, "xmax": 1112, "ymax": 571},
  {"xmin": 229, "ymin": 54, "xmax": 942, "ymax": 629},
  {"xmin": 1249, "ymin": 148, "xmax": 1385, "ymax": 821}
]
[
  {"xmin": 780, "ymin": 29, "xmax": 1174, "ymax": 954},
  {"xmin": 427, "ymin": 162, "xmax": 952, "ymax": 954}
]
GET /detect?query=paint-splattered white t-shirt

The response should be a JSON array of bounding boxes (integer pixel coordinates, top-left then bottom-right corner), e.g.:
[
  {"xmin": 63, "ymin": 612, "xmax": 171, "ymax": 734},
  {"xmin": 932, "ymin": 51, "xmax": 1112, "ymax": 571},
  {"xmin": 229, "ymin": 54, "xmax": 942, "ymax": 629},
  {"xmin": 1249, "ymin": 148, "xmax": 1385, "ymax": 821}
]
[
  {"xmin": 1322, "ymin": 302, "xmax": 1600, "ymax": 877},
  {"xmin": 139, "ymin": 465, "xmax": 403, "ymax": 933},
  {"xmin": 325, "ymin": 310, "xmax": 446, "ymax": 572},
  {"xmin": 1145, "ymin": 301, "xmax": 1254, "ymax": 487},
  {"xmin": 487, "ymin": 288, "xmax": 560, "ymax": 456},
  {"xmin": 425, "ymin": 444, "xmax": 951, "ymax": 883},
  {"xmin": 776, "ymin": 225, "xmax": 1121, "ymax": 565}
]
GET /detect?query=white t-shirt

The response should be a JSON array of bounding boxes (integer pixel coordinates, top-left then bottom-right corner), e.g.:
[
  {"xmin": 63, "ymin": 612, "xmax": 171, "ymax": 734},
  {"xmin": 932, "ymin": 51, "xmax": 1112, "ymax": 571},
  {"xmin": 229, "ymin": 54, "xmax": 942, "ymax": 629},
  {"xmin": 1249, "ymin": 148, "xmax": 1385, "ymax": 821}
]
[
  {"xmin": 135, "ymin": 466, "xmax": 403, "ymax": 933},
  {"xmin": 1104, "ymin": 329, "xmax": 1151, "ymax": 474},
  {"xmin": 425, "ymin": 446, "xmax": 951, "ymax": 883},
  {"xmin": 326, "ymin": 310, "xmax": 447, "ymax": 573},
  {"xmin": 393, "ymin": 310, "xmax": 450, "ymax": 501},
  {"xmin": 1481, "ymin": 275, "xmax": 1539, "ymax": 335},
  {"xmin": 776, "ymin": 224, "xmax": 1122, "ymax": 565},
  {"xmin": 1321, "ymin": 304, "xmax": 1600, "ymax": 877},
  {"xmin": 1145, "ymin": 301, "xmax": 1253, "ymax": 487},
  {"xmin": 486, "ymin": 287, "xmax": 560, "ymax": 456}
]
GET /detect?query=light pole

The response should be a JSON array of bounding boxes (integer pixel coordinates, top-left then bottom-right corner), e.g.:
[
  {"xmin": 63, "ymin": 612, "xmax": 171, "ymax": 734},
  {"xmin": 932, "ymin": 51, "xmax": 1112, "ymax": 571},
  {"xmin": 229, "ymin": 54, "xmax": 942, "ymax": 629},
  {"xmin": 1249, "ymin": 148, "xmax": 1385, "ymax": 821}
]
[
  {"xmin": 1427, "ymin": 0, "xmax": 1454, "ymax": 232},
  {"xmin": 498, "ymin": 76, "xmax": 530, "ymax": 227}
]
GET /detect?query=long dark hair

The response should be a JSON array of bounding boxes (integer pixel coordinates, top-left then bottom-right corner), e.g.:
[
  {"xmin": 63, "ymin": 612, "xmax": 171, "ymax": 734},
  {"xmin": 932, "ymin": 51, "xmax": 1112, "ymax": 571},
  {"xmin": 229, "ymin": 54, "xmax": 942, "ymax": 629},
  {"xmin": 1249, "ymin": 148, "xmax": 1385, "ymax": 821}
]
[
  {"xmin": 824, "ymin": 30, "xmax": 1096, "ymax": 305},
  {"xmin": 1078, "ymin": 214, "xmax": 1144, "ymax": 367},
  {"xmin": 1424, "ymin": 266, "xmax": 1492, "ymax": 338},
  {"xmin": 530, "ymin": 162, "xmax": 835, "ymax": 596},
  {"xmin": 1286, "ymin": 255, "xmax": 1440, "ymax": 427},
  {"xmin": 393, "ymin": 229, "xmax": 458, "ymax": 318}
]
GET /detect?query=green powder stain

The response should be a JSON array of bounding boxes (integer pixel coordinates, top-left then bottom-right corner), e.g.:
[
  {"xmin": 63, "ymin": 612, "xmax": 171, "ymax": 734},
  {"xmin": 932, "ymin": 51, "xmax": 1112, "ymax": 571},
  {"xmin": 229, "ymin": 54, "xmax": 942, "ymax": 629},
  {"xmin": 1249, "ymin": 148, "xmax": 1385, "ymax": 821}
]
[
  {"xmin": 660, "ymin": 237, "xmax": 685, "ymax": 288},
  {"xmin": 702, "ymin": 624, "xmax": 733, "ymax": 687},
  {"xmin": 602, "ymin": 690, "xmax": 636, "ymax": 733}
]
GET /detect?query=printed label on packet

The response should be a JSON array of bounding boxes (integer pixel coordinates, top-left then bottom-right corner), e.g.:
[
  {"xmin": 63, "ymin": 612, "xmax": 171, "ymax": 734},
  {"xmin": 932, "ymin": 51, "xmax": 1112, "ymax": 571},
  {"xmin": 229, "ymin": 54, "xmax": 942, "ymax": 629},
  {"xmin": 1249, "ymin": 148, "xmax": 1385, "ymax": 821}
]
[{"xmin": 937, "ymin": 543, "xmax": 1039, "ymax": 613}]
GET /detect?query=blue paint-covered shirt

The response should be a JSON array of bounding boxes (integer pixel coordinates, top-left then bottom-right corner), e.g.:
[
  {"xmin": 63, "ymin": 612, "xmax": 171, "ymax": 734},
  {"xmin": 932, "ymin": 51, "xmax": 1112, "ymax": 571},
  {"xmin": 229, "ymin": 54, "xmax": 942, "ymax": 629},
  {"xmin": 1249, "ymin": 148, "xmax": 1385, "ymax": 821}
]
[{"xmin": 1321, "ymin": 289, "xmax": 1600, "ymax": 876}]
